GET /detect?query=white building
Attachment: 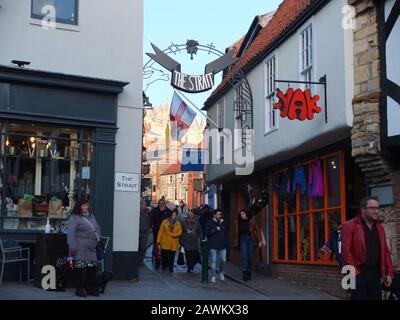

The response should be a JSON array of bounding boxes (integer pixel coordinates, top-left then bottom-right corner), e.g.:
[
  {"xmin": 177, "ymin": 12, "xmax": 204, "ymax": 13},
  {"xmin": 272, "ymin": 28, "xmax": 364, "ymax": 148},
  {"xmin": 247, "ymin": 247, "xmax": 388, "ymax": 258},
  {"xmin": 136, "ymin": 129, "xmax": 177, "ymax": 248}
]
[
  {"xmin": 203, "ymin": 0, "xmax": 357, "ymax": 297},
  {"xmin": 0, "ymin": 0, "xmax": 143, "ymax": 280}
]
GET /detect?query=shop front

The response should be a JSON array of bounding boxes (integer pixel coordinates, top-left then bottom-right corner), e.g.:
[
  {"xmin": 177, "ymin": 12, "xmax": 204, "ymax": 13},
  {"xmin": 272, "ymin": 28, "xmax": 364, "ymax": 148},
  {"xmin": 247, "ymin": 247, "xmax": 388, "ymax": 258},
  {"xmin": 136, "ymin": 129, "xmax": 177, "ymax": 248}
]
[
  {"xmin": 220, "ymin": 141, "xmax": 365, "ymax": 298},
  {"xmin": 0, "ymin": 65, "xmax": 127, "ymax": 280}
]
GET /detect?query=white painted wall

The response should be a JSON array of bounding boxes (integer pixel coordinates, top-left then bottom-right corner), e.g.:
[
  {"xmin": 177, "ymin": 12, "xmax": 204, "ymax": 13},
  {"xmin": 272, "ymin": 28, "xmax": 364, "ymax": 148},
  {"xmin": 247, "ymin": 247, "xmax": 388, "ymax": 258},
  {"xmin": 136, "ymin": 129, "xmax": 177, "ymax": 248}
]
[
  {"xmin": 0, "ymin": 0, "xmax": 143, "ymax": 251},
  {"xmin": 206, "ymin": 0, "xmax": 353, "ymax": 182}
]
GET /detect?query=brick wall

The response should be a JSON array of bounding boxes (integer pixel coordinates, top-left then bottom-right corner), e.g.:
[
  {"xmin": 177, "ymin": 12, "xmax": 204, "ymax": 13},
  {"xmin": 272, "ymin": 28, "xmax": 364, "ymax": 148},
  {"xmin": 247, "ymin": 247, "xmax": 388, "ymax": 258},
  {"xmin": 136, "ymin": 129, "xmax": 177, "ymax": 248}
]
[{"xmin": 269, "ymin": 264, "xmax": 348, "ymax": 299}]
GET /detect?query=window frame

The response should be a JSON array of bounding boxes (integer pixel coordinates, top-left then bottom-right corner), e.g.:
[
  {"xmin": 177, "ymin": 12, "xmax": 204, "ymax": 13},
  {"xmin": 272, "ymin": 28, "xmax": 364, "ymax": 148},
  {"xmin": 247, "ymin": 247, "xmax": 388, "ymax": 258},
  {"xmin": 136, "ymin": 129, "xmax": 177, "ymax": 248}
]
[
  {"xmin": 217, "ymin": 99, "xmax": 225, "ymax": 160},
  {"xmin": 31, "ymin": 0, "xmax": 79, "ymax": 26},
  {"xmin": 264, "ymin": 52, "xmax": 278, "ymax": 135},
  {"xmin": 298, "ymin": 20, "xmax": 315, "ymax": 88},
  {"xmin": 272, "ymin": 150, "xmax": 346, "ymax": 265}
]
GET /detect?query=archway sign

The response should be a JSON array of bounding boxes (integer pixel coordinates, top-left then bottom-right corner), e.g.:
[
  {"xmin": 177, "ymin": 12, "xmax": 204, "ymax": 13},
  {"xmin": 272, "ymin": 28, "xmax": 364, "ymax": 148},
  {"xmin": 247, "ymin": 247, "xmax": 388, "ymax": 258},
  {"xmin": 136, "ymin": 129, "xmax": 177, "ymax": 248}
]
[
  {"xmin": 146, "ymin": 40, "xmax": 238, "ymax": 93},
  {"xmin": 144, "ymin": 40, "xmax": 254, "ymax": 149}
]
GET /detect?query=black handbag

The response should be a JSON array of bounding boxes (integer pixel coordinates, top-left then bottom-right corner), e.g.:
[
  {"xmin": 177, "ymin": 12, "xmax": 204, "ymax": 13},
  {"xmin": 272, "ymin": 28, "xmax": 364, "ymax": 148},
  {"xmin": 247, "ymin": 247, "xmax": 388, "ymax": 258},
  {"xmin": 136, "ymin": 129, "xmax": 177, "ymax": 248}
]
[
  {"xmin": 82, "ymin": 216, "xmax": 106, "ymax": 261},
  {"xmin": 177, "ymin": 247, "xmax": 185, "ymax": 266}
]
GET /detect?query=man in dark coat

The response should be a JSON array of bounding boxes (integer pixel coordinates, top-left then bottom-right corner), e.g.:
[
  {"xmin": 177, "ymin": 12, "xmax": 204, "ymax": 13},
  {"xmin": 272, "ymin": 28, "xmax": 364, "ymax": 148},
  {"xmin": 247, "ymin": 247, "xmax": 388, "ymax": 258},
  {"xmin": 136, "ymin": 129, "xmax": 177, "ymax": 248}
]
[
  {"xmin": 139, "ymin": 199, "xmax": 151, "ymax": 265},
  {"xmin": 199, "ymin": 205, "xmax": 213, "ymax": 237},
  {"xmin": 150, "ymin": 198, "xmax": 172, "ymax": 268},
  {"xmin": 205, "ymin": 209, "xmax": 228, "ymax": 283}
]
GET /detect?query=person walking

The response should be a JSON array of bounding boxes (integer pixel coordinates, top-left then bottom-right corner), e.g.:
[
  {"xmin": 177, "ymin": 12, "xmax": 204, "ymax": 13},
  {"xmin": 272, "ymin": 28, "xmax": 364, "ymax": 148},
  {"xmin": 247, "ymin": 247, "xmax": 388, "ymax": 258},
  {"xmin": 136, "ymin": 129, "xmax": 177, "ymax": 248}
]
[
  {"xmin": 150, "ymin": 198, "xmax": 172, "ymax": 268},
  {"xmin": 67, "ymin": 198, "xmax": 101, "ymax": 298},
  {"xmin": 199, "ymin": 204, "xmax": 213, "ymax": 237},
  {"xmin": 139, "ymin": 199, "xmax": 151, "ymax": 265},
  {"xmin": 181, "ymin": 212, "xmax": 203, "ymax": 272},
  {"xmin": 341, "ymin": 196, "xmax": 394, "ymax": 300},
  {"xmin": 233, "ymin": 208, "xmax": 263, "ymax": 281},
  {"xmin": 205, "ymin": 209, "xmax": 227, "ymax": 283},
  {"xmin": 156, "ymin": 209, "xmax": 182, "ymax": 272}
]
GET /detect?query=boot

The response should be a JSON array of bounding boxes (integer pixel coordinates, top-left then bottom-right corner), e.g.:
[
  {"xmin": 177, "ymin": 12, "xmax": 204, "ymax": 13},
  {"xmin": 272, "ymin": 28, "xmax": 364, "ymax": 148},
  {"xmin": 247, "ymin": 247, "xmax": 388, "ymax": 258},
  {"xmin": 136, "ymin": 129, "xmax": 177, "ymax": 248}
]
[
  {"xmin": 242, "ymin": 271, "xmax": 248, "ymax": 282},
  {"xmin": 247, "ymin": 271, "xmax": 252, "ymax": 281},
  {"xmin": 85, "ymin": 266, "xmax": 100, "ymax": 296},
  {"xmin": 75, "ymin": 268, "xmax": 87, "ymax": 298}
]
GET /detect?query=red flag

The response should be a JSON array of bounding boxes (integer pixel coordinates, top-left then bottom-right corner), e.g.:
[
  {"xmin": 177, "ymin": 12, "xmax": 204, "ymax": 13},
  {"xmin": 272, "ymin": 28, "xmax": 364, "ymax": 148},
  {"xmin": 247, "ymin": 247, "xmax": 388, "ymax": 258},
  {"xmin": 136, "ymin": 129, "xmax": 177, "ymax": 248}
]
[{"xmin": 170, "ymin": 91, "xmax": 196, "ymax": 140}]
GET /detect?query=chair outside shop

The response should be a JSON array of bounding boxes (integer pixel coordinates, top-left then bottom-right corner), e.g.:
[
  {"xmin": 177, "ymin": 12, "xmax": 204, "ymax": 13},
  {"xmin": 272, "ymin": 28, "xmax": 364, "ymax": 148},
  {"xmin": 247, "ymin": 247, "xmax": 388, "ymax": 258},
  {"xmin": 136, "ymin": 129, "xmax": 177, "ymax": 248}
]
[
  {"xmin": 99, "ymin": 236, "xmax": 110, "ymax": 272},
  {"xmin": 0, "ymin": 237, "xmax": 30, "ymax": 285}
]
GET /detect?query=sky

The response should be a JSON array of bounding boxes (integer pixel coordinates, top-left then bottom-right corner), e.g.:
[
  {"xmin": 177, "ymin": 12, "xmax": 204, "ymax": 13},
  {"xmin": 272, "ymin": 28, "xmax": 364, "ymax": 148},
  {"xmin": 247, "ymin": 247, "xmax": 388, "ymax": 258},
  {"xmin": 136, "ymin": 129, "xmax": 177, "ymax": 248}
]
[{"xmin": 143, "ymin": 0, "xmax": 283, "ymax": 115}]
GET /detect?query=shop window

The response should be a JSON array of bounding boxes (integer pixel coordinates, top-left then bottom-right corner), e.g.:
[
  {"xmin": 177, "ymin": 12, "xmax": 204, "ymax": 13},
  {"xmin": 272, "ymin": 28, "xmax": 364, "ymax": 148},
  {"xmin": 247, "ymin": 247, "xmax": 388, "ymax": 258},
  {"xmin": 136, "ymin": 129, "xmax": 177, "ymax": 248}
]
[
  {"xmin": 287, "ymin": 214, "xmax": 297, "ymax": 260},
  {"xmin": 313, "ymin": 212, "xmax": 325, "ymax": 262},
  {"xmin": 31, "ymin": 0, "xmax": 79, "ymax": 26},
  {"xmin": 300, "ymin": 214, "xmax": 311, "ymax": 261},
  {"xmin": 273, "ymin": 151, "xmax": 345, "ymax": 265},
  {"xmin": 0, "ymin": 123, "xmax": 93, "ymax": 231},
  {"xmin": 276, "ymin": 217, "xmax": 285, "ymax": 260}
]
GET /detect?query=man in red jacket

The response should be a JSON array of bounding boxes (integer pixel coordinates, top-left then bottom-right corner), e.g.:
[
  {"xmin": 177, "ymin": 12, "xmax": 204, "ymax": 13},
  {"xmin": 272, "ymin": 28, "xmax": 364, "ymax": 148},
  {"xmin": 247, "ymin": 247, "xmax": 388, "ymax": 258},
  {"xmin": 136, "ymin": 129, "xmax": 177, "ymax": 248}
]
[{"xmin": 341, "ymin": 196, "xmax": 394, "ymax": 300}]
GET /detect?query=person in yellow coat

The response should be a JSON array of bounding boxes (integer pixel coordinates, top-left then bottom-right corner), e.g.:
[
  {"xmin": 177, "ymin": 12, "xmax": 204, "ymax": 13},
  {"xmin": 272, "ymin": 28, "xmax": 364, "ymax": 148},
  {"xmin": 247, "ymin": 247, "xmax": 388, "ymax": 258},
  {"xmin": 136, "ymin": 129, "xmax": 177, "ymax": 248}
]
[{"xmin": 157, "ymin": 209, "xmax": 182, "ymax": 272}]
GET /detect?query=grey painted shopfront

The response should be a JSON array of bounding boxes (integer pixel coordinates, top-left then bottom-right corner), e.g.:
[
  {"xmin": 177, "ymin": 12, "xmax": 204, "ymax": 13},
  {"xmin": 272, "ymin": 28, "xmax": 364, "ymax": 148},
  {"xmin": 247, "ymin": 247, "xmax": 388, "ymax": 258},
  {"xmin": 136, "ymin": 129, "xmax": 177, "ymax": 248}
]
[{"xmin": 0, "ymin": 65, "xmax": 132, "ymax": 280}]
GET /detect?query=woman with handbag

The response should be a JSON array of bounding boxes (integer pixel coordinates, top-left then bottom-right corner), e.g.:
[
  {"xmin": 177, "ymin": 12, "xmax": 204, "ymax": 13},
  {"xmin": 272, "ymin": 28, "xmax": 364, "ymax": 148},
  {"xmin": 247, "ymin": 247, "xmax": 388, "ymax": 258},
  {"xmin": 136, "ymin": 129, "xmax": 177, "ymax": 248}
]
[
  {"xmin": 156, "ymin": 209, "xmax": 182, "ymax": 272},
  {"xmin": 233, "ymin": 208, "xmax": 263, "ymax": 281},
  {"xmin": 67, "ymin": 198, "xmax": 101, "ymax": 297},
  {"xmin": 181, "ymin": 212, "xmax": 203, "ymax": 272}
]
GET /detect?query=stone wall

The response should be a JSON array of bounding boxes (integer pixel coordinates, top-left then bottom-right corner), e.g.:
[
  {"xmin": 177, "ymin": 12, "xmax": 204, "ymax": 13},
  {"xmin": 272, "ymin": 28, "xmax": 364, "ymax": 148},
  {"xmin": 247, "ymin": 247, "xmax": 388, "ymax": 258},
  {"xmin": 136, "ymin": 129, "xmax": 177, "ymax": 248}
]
[
  {"xmin": 350, "ymin": 0, "xmax": 399, "ymax": 266},
  {"xmin": 349, "ymin": 0, "xmax": 393, "ymax": 187}
]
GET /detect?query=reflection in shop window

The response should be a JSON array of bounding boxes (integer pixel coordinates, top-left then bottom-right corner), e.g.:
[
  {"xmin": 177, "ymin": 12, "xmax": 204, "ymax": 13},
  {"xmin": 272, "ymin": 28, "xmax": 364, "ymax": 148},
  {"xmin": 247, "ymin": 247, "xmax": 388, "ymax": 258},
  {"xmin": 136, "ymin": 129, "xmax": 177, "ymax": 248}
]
[{"xmin": 0, "ymin": 123, "xmax": 93, "ymax": 231}]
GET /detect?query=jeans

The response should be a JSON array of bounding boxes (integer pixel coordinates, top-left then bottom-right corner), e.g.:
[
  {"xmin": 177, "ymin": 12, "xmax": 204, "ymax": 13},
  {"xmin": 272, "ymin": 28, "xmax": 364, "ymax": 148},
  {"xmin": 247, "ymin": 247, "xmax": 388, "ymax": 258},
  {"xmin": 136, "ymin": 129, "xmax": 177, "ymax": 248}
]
[
  {"xmin": 240, "ymin": 235, "xmax": 254, "ymax": 272},
  {"xmin": 209, "ymin": 248, "xmax": 226, "ymax": 278}
]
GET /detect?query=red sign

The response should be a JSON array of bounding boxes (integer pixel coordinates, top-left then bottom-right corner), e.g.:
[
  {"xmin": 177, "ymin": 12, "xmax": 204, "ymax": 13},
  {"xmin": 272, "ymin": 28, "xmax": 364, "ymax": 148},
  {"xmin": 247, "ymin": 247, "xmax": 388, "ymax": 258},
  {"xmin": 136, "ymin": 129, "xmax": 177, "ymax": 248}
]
[{"xmin": 273, "ymin": 88, "xmax": 321, "ymax": 121}]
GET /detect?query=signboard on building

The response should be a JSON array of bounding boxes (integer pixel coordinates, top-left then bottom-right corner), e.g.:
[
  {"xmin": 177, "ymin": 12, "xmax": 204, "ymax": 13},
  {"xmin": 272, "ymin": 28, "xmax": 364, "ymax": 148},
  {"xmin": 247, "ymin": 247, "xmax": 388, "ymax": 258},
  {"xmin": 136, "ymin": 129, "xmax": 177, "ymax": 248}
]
[
  {"xmin": 115, "ymin": 172, "xmax": 139, "ymax": 192},
  {"xmin": 146, "ymin": 41, "xmax": 238, "ymax": 94}
]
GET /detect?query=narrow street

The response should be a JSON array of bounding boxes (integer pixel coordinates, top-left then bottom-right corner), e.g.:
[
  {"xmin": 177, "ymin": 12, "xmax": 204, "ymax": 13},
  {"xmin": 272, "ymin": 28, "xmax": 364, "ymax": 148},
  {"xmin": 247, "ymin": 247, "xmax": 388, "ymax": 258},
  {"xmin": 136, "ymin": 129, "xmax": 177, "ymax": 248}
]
[{"xmin": 0, "ymin": 247, "xmax": 335, "ymax": 300}]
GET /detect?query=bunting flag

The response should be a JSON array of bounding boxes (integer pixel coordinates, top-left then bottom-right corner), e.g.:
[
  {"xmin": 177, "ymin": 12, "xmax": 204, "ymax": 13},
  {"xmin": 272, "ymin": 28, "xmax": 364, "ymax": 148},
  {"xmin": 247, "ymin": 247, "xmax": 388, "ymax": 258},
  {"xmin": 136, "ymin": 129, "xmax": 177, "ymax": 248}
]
[{"xmin": 170, "ymin": 91, "xmax": 196, "ymax": 141}]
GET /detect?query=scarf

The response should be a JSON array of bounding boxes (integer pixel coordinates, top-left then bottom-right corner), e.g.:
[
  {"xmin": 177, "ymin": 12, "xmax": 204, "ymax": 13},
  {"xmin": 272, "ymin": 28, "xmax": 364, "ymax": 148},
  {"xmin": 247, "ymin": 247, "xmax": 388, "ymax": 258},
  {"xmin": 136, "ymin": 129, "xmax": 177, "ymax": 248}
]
[{"xmin": 168, "ymin": 218, "xmax": 176, "ymax": 232}]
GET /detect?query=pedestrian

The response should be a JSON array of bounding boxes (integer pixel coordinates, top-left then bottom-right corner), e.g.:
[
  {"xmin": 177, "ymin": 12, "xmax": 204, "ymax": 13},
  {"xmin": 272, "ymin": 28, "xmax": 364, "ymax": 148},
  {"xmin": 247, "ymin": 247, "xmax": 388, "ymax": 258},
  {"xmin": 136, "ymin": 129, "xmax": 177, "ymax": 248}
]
[
  {"xmin": 67, "ymin": 198, "xmax": 101, "ymax": 297},
  {"xmin": 156, "ymin": 209, "xmax": 182, "ymax": 272},
  {"xmin": 233, "ymin": 208, "xmax": 263, "ymax": 281},
  {"xmin": 139, "ymin": 199, "xmax": 151, "ymax": 265},
  {"xmin": 341, "ymin": 195, "xmax": 394, "ymax": 300},
  {"xmin": 177, "ymin": 200, "xmax": 188, "ymax": 222},
  {"xmin": 150, "ymin": 198, "xmax": 172, "ymax": 268},
  {"xmin": 199, "ymin": 204, "xmax": 213, "ymax": 237},
  {"xmin": 181, "ymin": 212, "xmax": 203, "ymax": 272},
  {"xmin": 205, "ymin": 209, "xmax": 227, "ymax": 283}
]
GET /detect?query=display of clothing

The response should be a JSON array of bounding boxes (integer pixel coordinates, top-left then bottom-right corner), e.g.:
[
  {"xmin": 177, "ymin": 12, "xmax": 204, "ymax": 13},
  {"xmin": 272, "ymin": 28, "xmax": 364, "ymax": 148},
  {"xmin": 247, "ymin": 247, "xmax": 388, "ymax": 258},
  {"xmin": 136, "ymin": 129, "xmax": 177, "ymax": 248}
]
[
  {"xmin": 278, "ymin": 170, "xmax": 293, "ymax": 204},
  {"xmin": 309, "ymin": 158, "xmax": 324, "ymax": 198},
  {"xmin": 292, "ymin": 166, "xmax": 306, "ymax": 195}
]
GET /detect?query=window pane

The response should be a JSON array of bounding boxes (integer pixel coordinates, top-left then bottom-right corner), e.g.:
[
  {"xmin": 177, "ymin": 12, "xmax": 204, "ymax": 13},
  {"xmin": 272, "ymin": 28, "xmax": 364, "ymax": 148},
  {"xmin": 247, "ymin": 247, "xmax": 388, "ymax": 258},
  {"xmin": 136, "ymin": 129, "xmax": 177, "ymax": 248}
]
[
  {"xmin": 313, "ymin": 212, "xmax": 326, "ymax": 262},
  {"xmin": 299, "ymin": 165, "xmax": 310, "ymax": 211},
  {"xmin": 32, "ymin": 0, "xmax": 78, "ymax": 25},
  {"xmin": 287, "ymin": 215, "xmax": 297, "ymax": 260},
  {"xmin": 300, "ymin": 214, "xmax": 311, "ymax": 261},
  {"xmin": 5, "ymin": 156, "xmax": 36, "ymax": 201},
  {"xmin": 327, "ymin": 155, "xmax": 341, "ymax": 207},
  {"xmin": 276, "ymin": 217, "xmax": 285, "ymax": 260},
  {"xmin": 328, "ymin": 210, "xmax": 342, "ymax": 234},
  {"xmin": 313, "ymin": 196, "xmax": 324, "ymax": 210}
]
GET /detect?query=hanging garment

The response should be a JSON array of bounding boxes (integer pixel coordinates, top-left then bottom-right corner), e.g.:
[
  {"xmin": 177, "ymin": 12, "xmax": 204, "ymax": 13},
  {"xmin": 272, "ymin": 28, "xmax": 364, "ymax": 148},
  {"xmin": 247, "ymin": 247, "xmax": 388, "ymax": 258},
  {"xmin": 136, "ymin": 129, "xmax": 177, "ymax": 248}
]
[
  {"xmin": 309, "ymin": 159, "xmax": 324, "ymax": 198},
  {"xmin": 279, "ymin": 170, "xmax": 293, "ymax": 204},
  {"xmin": 292, "ymin": 166, "xmax": 306, "ymax": 195},
  {"xmin": 273, "ymin": 174, "xmax": 281, "ymax": 192}
]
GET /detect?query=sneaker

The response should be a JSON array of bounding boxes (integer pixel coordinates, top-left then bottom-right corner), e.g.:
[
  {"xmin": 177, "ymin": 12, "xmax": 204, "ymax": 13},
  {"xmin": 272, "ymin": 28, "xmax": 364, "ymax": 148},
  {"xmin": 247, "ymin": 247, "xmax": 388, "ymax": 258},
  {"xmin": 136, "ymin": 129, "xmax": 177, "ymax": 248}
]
[
  {"xmin": 210, "ymin": 276, "xmax": 216, "ymax": 283},
  {"xmin": 219, "ymin": 272, "xmax": 225, "ymax": 281}
]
